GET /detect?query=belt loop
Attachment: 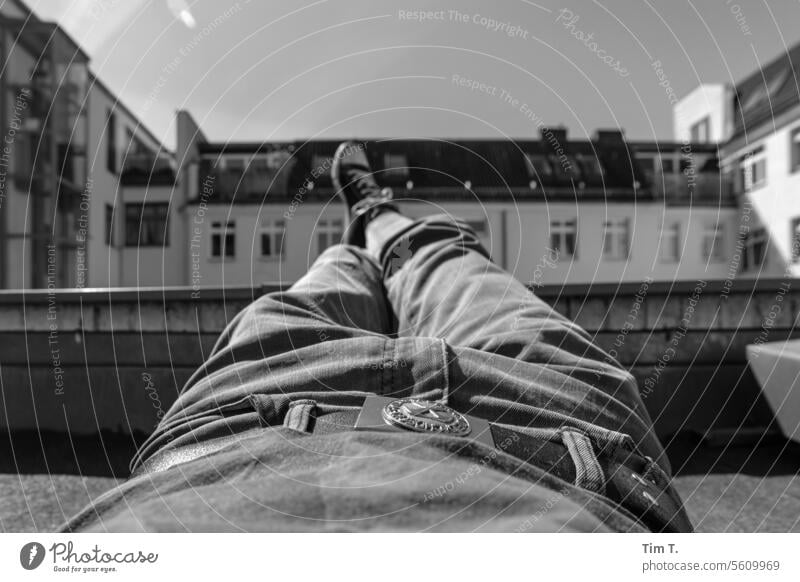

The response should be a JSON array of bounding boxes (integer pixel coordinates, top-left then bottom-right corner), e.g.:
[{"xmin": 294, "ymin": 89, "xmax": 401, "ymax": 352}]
[
  {"xmin": 439, "ymin": 339, "xmax": 450, "ymax": 405},
  {"xmin": 561, "ymin": 429, "xmax": 606, "ymax": 495},
  {"xmin": 283, "ymin": 400, "xmax": 316, "ymax": 432}
]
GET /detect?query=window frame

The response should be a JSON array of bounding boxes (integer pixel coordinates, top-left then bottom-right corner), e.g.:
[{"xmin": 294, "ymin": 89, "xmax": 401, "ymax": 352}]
[
  {"xmin": 316, "ymin": 218, "xmax": 344, "ymax": 256},
  {"xmin": 659, "ymin": 221, "xmax": 681, "ymax": 263},
  {"xmin": 383, "ymin": 153, "xmax": 410, "ymax": 180},
  {"xmin": 602, "ymin": 218, "xmax": 631, "ymax": 261},
  {"xmin": 210, "ymin": 220, "xmax": 236, "ymax": 259},
  {"xmin": 742, "ymin": 227, "xmax": 769, "ymax": 271},
  {"xmin": 259, "ymin": 219, "xmax": 285, "ymax": 259},
  {"xmin": 740, "ymin": 147, "xmax": 767, "ymax": 193},
  {"xmin": 124, "ymin": 202, "xmax": 169, "ymax": 247},
  {"xmin": 549, "ymin": 218, "xmax": 578, "ymax": 259},
  {"xmin": 701, "ymin": 221, "xmax": 726, "ymax": 262},
  {"xmin": 790, "ymin": 126, "xmax": 800, "ymax": 174},
  {"xmin": 106, "ymin": 109, "xmax": 117, "ymax": 174},
  {"xmin": 105, "ymin": 203, "xmax": 114, "ymax": 246}
]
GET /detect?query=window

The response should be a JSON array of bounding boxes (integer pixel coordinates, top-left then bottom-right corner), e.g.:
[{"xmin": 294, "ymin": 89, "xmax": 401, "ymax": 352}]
[
  {"xmin": 791, "ymin": 218, "xmax": 800, "ymax": 263},
  {"xmin": 525, "ymin": 154, "xmax": 553, "ymax": 179},
  {"xmin": 575, "ymin": 154, "xmax": 604, "ymax": 183},
  {"xmin": 310, "ymin": 155, "xmax": 332, "ymax": 179},
  {"xmin": 740, "ymin": 147, "xmax": 767, "ymax": 192},
  {"xmin": 225, "ymin": 158, "xmax": 246, "ymax": 178},
  {"xmin": 690, "ymin": 116, "xmax": 711, "ymax": 143},
  {"xmin": 124, "ymin": 203, "xmax": 169, "ymax": 247},
  {"xmin": 383, "ymin": 153, "xmax": 409, "ymax": 179},
  {"xmin": 260, "ymin": 219, "xmax": 285, "ymax": 258},
  {"xmin": 316, "ymin": 218, "xmax": 343, "ymax": 255},
  {"xmin": 106, "ymin": 110, "xmax": 117, "ymax": 174},
  {"xmin": 603, "ymin": 218, "xmax": 630, "ymax": 261},
  {"xmin": 105, "ymin": 203, "xmax": 114, "ymax": 246},
  {"xmin": 701, "ymin": 222, "xmax": 725, "ymax": 262},
  {"xmin": 791, "ymin": 127, "xmax": 800, "ymax": 173},
  {"xmin": 210, "ymin": 220, "xmax": 236, "ymax": 258},
  {"xmin": 549, "ymin": 219, "xmax": 577, "ymax": 258},
  {"xmin": 659, "ymin": 222, "xmax": 681, "ymax": 263},
  {"xmin": 742, "ymin": 228, "xmax": 768, "ymax": 270},
  {"xmin": 660, "ymin": 157, "xmax": 676, "ymax": 174}
]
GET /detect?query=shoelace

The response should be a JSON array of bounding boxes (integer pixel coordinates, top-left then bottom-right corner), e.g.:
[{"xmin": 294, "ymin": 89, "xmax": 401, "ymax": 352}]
[
  {"xmin": 351, "ymin": 187, "xmax": 394, "ymax": 218},
  {"xmin": 346, "ymin": 168, "xmax": 380, "ymax": 197}
]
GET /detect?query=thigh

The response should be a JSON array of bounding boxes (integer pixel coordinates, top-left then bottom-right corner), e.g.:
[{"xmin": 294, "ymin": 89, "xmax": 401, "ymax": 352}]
[{"xmin": 131, "ymin": 245, "xmax": 392, "ymax": 468}]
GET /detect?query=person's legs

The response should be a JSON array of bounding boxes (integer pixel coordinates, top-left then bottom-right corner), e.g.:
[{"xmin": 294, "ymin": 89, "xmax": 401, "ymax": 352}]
[
  {"xmin": 130, "ymin": 243, "xmax": 393, "ymax": 470},
  {"xmin": 364, "ymin": 209, "xmax": 691, "ymax": 532},
  {"xmin": 369, "ymin": 210, "xmax": 651, "ymax": 413}
]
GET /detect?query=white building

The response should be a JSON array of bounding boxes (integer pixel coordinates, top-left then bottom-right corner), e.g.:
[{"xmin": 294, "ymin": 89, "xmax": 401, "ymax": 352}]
[
  {"xmin": 676, "ymin": 41, "xmax": 800, "ymax": 278},
  {"xmin": 0, "ymin": 0, "xmax": 173, "ymax": 289},
  {"xmin": 170, "ymin": 126, "xmax": 739, "ymax": 289}
]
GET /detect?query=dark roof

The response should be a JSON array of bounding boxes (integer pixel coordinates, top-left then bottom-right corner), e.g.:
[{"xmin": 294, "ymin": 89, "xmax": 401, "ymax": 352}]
[
  {"xmin": 195, "ymin": 138, "xmax": 729, "ymax": 206},
  {"xmin": 733, "ymin": 41, "xmax": 800, "ymax": 136}
]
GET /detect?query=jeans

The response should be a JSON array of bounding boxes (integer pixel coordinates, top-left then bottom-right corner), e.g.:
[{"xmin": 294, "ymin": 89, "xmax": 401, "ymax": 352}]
[{"xmin": 64, "ymin": 214, "xmax": 692, "ymax": 532}]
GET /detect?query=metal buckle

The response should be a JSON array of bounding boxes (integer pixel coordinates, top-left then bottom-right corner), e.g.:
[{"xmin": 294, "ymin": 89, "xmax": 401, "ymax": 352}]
[{"xmin": 382, "ymin": 398, "xmax": 471, "ymax": 437}]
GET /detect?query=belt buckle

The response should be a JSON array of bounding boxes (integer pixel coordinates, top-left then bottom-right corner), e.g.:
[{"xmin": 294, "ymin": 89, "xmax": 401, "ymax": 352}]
[
  {"xmin": 355, "ymin": 395, "xmax": 495, "ymax": 448},
  {"xmin": 382, "ymin": 397, "xmax": 472, "ymax": 436}
]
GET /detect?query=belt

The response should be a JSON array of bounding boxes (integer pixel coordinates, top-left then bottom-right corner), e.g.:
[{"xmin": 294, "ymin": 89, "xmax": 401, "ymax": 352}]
[{"xmin": 131, "ymin": 395, "xmax": 691, "ymax": 532}]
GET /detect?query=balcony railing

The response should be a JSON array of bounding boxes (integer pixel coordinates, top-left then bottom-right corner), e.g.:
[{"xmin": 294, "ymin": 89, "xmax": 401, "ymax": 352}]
[{"xmin": 645, "ymin": 172, "xmax": 735, "ymax": 205}]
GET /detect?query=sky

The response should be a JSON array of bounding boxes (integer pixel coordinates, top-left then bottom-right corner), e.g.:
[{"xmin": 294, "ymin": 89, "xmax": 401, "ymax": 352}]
[{"xmin": 22, "ymin": 0, "xmax": 800, "ymax": 150}]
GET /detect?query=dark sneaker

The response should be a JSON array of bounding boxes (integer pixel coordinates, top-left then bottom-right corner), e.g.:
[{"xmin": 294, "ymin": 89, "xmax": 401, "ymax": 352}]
[{"xmin": 331, "ymin": 140, "xmax": 394, "ymax": 245}]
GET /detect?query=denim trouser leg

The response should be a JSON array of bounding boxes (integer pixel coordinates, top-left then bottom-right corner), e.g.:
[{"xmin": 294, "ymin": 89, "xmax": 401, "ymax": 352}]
[
  {"xmin": 130, "ymin": 244, "xmax": 394, "ymax": 467},
  {"xmin": 122, "ymin": 212, "xmax": 690, "ymax": 532},
  {"xmin": 379, "ymin": 214, "xmax": 669, "ymax": 469}
]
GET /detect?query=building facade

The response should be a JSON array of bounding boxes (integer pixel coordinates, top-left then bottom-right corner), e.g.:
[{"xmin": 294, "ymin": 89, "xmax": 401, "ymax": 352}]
[
  {"xmin": 172, "ymin": 129, "xmax": 738, "ymax": 289},
  {"xmin": 675, "ymin": 41, "xmax": 800, "ymax": 279},
  {"xmin": 0, "ymin": 0, "xmax": 173, "ymax": 290}
]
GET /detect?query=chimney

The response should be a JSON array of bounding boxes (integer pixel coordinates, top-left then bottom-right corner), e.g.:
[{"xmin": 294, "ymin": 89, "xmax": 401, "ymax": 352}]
[{"xmin": 594, "ymin": 129, "xmax": 625, "ymax": 144}]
